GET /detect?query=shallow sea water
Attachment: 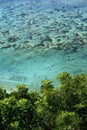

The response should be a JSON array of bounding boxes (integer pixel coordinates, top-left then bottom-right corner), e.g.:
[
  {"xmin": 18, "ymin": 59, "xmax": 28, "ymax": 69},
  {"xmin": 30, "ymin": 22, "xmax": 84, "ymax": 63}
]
[{"xmin": 0, "ymin": 0, "xmax": 87, "ymax": 91}]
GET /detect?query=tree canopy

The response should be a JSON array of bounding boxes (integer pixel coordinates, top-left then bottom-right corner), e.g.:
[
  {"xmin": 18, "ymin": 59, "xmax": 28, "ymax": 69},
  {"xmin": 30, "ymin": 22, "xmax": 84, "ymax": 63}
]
[{"xmin": 0, "ymin": 72, "xmax": 87, "ymax": 130}]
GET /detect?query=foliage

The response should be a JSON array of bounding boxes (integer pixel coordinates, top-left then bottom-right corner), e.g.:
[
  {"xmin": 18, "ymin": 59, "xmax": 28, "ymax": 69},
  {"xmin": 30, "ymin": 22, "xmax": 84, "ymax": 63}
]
[
  {"xmin": 55, "ymin": 111, "xmax": 80, "ymax": 130},
  {"xmin": 0, "ymin": 72, "xmax": 87, "ymax": 130}
]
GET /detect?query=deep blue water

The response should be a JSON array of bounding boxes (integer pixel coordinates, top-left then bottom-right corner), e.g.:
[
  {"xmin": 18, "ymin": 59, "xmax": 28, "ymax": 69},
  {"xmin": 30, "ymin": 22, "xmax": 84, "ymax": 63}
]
[{"xmin": 0, "ymin": 0, "xmax": 87, "ymax": 91}]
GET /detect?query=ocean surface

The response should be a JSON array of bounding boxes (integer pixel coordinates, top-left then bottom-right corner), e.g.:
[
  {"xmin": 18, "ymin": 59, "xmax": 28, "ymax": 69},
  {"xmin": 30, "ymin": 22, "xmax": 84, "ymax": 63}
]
[{"xmin": 0, "ymin": 0, "xmax": 87, "ymax": 91}]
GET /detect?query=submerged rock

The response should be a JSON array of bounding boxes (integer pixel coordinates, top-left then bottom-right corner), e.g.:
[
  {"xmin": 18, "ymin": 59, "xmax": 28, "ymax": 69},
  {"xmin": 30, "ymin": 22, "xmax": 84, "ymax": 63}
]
[
  {"xmin": 1, "ymin": 44, "xmax": 11, "ymax": 49},
  {"xmin": 9, "ymin": 76, "xmax": 27, "ymax": 82},
  {"xmin": 40, "ymin": 35, "xmax": 52, "ymax": 44},
  {"xmin": 81, "ymin": 18, "xmax": 87, "ymax": 22},
  {"xmin": 14, "ymin": 43, "xmax": 33, "ymax": 50},
  {"xmin": 7, "ymin": 36, "xmax": 19, "ymax": 43},
  {"xmin": 0, "ymin": 41, "xmax": 4, "ymax": 44}
]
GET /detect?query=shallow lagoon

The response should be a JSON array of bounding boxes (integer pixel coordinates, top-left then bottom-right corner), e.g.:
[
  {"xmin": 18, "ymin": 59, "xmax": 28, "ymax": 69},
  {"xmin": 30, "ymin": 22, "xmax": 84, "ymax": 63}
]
[{"xmin": 0, "ymin": 0, "xmax": 87, "ymax": 91}]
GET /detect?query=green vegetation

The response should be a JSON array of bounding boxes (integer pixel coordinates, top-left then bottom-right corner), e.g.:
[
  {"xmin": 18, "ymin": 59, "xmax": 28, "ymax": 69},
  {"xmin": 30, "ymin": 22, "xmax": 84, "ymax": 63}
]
[{"xmin": 0, "ymin": 72, "xmax": 87, "ymax": 130}]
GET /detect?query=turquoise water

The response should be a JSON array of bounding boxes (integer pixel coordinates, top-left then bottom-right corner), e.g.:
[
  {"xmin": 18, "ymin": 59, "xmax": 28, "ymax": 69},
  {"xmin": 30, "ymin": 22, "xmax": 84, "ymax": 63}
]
[{"xmin": 0, "ymin": 0, "xmax": 87, "ymax": 91}]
